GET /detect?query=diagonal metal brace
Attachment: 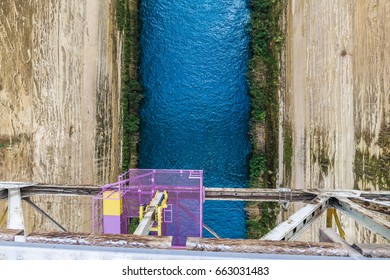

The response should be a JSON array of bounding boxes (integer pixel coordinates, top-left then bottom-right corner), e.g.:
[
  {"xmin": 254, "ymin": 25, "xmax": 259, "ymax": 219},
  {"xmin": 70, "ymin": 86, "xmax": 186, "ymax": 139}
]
[
  {"xmin": 330, "ymin": 197, "xmax": 390, "ymax": 240},
  {"xmin": 261, "ymin": 195, "xmax": 330, "ymax": 241},
  {"xmin": 23, "ymin": 198, "xmax": 67, "ymax": 232}
]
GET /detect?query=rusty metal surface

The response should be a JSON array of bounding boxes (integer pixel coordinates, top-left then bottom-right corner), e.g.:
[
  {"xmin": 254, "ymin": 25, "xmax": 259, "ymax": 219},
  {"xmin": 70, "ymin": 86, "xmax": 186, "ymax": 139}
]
[
  {"xmin": 21, "ymin": 184, "xmax": 101, "ymax": 197},
  {"xmin": 359, "ymin": 192, "xmax": 390, "ymax": 201},
  {"xmin": 350, "ymin": 198, "xmax": 390, "ymax": 215},
  {"xmin": 204, "ymin": 188, "xmax": 316, "ymax": 202},
  {"xmin": 19, "ymin": 185, "xmax": 316, "ymax": 202},
  {"xmin": 26, "ymin": 232, "xmax": 172, "ymax": 249},
  {"xmin": 186, "ymin": 237, "xmax": 349, "ymax": 257}
]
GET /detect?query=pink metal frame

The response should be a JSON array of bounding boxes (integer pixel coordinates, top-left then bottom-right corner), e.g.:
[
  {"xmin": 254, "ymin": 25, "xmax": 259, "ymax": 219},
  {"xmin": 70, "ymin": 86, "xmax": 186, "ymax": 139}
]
[{"xmin": 93, "ymin": 169, "xmax": 204, "ymax": 246}]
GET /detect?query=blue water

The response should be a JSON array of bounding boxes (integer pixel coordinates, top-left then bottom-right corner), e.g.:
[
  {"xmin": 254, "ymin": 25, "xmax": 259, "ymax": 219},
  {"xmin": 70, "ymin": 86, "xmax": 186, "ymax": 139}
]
[{"xmin": 139, "ymin": 0, "xmax": 251, "ymax": 238}]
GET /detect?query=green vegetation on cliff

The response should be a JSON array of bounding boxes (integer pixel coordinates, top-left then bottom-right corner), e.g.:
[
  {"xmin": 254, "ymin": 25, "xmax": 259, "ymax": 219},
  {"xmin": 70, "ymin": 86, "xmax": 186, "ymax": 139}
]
[
  {"xmin": 116, "ymin": 0, "xmax": 143, "ymax": 171},
  {"xmin": 355, "ymin": 124, "xmax": 390, "ymax": 191},
  {"xmin": 246, "ymin": 0, "xmax": 285, "ymax": 238}
]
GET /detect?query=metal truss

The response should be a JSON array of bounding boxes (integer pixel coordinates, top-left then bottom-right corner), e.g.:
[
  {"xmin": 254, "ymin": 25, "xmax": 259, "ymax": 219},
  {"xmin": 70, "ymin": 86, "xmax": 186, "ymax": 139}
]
[{"xmin": 1, "ymin": 182, "xmax": 389, "ymax": 243}]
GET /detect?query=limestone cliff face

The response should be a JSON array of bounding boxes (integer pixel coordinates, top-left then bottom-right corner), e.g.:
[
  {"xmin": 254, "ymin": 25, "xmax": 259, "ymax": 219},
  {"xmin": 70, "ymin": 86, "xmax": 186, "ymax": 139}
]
[
  {"xmin": 281, "ymin": 0, "xmax": 389, "ymax": 243},
  {"xmin": 0, "ymin": 0, "xmax": 121, "ymax": 233}
]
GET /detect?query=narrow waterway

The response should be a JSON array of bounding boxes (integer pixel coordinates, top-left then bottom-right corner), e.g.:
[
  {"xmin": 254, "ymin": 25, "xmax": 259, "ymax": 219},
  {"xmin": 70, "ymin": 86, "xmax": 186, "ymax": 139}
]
[{"xmin": 139, "ymin": 1, "xmax": 251, "ymax": 238}]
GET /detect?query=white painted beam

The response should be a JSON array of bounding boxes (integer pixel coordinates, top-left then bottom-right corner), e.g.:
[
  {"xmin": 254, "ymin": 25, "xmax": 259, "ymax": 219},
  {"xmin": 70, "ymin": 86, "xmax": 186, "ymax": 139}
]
[
  {"xmin": 7, "ymin": 188, "xmax": 25, "ymax": 231},
  {"xmin": 133, "ymin": 192, "xmax": 165, "ymax": 236},
  {"xmin": 133, "ymin": 207, "xmax": 157, "ymax": 236},
  {"xmin": 0, "ymin": 182, "xmax": 36, "ymax": 189},
  {"xmin": 261, "ymin": 196, "xmax": 330, "ymax": 241}
]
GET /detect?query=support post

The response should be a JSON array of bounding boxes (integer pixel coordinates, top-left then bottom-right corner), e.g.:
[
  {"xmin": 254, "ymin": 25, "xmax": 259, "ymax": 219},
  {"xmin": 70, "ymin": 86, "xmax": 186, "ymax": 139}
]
[
  {"xmin": 326, "ymin": 208, "xmax": 334, "ymax": 228},
  {"xmin": 326, "ymin": 208, "xmax": 345, "ymax": 239},
  {"xmin": 333, "ymin": 209, "xmax": 346, "ymax": 239},
  {"xmin": 7, "ymin": 188, "xmax": 25, "ymax": 231}
]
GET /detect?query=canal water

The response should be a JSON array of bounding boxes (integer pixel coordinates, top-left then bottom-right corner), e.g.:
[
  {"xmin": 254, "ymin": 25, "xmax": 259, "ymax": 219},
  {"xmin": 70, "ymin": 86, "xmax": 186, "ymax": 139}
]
[{"xmin": 139, "ymin": 0, "xmax": 251, "ymax": 238}]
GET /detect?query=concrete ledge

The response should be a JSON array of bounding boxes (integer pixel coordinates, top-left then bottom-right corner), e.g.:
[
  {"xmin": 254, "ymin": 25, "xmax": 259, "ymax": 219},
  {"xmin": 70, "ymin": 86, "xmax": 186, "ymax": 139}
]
[
  {"xmin": 0, "ymin": 229, "xmax": 24, "ymax": 241},
  {"xmin": 353, "ymin": 243, "xmax": 390, "ymax": 258},
  {"xmin": 187, "ymin": 237, "xmax": 349, "ymax": 257},
  {"xmin": 319, "ymin": 228, "xmax": 363, "ymax": 258},
  {"xmin": 26, "ymin": 232, "xmax": 172, "ymax": 249}
]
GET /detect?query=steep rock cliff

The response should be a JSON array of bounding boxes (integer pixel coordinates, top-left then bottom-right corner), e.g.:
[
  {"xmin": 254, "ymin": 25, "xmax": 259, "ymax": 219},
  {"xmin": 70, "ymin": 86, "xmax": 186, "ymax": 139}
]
[{"xmin": 0, "ymin": 0, "xmax": 121, "ymax": 233}]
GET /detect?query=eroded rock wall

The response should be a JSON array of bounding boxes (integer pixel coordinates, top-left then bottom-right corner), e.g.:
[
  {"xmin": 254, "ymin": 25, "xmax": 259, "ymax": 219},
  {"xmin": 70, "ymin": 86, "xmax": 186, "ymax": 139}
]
[
  {"xmin": 0, "ymin": 0, "xmax": 121, "ymax": 233},
  {"xmin": 282, "ymin": 0, "xmax": 389, "ymax": 243}
]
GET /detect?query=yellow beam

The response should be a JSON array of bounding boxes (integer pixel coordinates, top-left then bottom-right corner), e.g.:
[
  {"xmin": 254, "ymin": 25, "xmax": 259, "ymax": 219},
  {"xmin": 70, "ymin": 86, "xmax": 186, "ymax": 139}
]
[
  {"xmin": 326, "ymin": 208, "xmax": 345, "ymax": 239},
  {"xmin": 326, "ymin": 208, "xmax": 334, "ymax": 228},
  {"xmin": 333, "ymin": 210, "xmax": 346, "ymax": 239},
  {"xmin": 0, "ymin": 206, "xmax": 8, "ymax": 225}
]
